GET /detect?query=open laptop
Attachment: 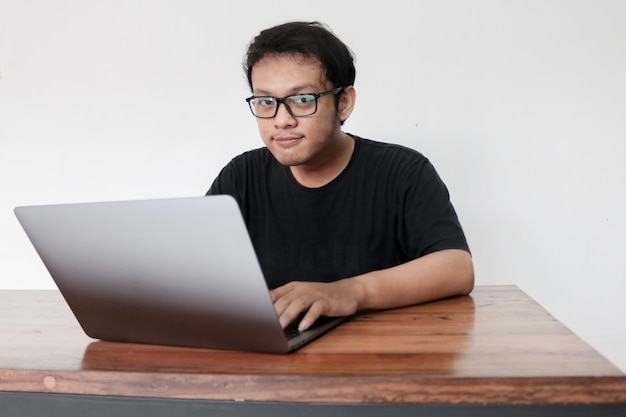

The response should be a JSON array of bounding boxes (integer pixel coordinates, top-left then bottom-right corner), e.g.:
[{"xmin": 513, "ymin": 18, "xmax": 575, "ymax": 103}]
[{"xmin": 14, "ymin": 195, "xmax": 345, "ymax": 353}]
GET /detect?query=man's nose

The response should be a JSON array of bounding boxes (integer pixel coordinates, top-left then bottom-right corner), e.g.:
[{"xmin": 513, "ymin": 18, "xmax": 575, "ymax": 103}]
[{"xmin": 273, "ymin": 102, "xmax": 297, "ymax": 127}]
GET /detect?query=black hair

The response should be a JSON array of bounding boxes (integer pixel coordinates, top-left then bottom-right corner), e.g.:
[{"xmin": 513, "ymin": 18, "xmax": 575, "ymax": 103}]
[{"xmin": 244, "ymin": 21, "xmax": 356, "ymax": 92}]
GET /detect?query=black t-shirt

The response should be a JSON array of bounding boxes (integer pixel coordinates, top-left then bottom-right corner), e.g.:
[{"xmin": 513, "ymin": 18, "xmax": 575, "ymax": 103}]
[{"xmin": 207, "ymin": 135, "xmax": 469, "ymax": 289}]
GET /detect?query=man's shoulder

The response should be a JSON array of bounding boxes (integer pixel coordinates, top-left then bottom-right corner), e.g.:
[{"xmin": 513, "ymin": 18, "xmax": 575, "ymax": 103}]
[
  {"xmin": 208, "ymin": 147, "xmax": 280, "ymax": 195},
  {"xmin": 353, "ymin": 135, "xmax": 428, "ymax": 163},
  {"xmin": 228, "ymin": 146, "xmax": 278, "ymax": 169},
  {"xmin": 232, "ymin": 146, "xmax": 273, "ymax": 161}
]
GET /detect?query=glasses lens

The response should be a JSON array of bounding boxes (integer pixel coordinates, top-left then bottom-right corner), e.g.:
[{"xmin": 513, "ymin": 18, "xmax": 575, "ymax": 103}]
[
  {"xmin": 285, "ymin": 94, "xmax": 317, "ymax": 116},
  {"xmin": 249, "ymin": 97, "xmax": 278, "ymax": 118}
]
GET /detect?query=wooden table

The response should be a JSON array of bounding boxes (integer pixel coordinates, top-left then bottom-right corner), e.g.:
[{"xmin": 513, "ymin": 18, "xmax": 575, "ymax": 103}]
[{"xmin": 1, "ymin": 285, "xmax": 625, "ymax": 416}]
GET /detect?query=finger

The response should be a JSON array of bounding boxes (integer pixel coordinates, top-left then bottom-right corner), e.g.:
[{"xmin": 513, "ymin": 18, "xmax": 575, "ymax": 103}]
[
  {"xmin": 277, "ymin": 297, "xmax": 312, "ymax": 329},
  {"xmin": 298, "ymin": 300, "xmax": 327, "ymax": 331},
  {"xmin": 269, "ymin": 282, "xmax": 296, "ymax": 303},
  {"xmin": 269, "ymin": 288, "xmax": 281, "ymax": 305},
  {"xmin": 272, "ymin": 289, "xmax": 297, "ymax": 317},
  {"xmin": 278, "ymin": 306, "xmax": 302, "ymax": 329}
]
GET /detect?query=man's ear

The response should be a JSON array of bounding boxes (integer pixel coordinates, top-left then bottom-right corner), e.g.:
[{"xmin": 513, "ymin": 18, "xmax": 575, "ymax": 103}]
[{"xmin": 338, "ymin": 86, "xmax": 356, "ymax": 124}]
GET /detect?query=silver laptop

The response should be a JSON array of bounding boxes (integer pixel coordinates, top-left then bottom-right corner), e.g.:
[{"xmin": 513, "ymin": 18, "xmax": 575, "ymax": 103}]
[{"xmin": 14, "ymin": 195, "xmax": 345, "ymax": 353}]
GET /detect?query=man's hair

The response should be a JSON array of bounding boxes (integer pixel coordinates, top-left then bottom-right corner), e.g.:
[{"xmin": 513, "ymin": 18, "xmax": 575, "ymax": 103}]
[{"xmin": 244, "ymin": 21, "xmax": 356, "ymax": 91}]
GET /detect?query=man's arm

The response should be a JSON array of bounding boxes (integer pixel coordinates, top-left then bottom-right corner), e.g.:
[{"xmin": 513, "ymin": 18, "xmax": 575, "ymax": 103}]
[{"xmin": 270, "ymin": 248, "xmax": 474, "ymax": 331}]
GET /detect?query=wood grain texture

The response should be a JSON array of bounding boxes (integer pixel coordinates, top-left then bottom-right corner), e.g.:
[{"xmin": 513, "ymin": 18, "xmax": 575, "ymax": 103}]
[{"xmin": 1, "ymin": 286, "xmax": 625, "ymax": 404}]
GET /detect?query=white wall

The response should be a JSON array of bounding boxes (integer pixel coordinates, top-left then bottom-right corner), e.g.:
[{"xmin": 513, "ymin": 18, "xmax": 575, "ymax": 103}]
[{"xmin": 2, "ymin": 1, "xmax": 625, "ymax": 372}]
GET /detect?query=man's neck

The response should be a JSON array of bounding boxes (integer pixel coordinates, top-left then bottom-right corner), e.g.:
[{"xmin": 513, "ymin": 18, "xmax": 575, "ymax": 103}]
[{"xmin": 290, "ymin": 133, "xmax": 355, "ymax": 188}]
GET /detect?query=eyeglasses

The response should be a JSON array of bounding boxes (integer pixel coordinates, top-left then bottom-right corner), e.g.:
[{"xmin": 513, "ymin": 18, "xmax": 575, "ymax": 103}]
[{"xmin": 246, "ymin": 87, "xmax": 344, "ymax": 118}]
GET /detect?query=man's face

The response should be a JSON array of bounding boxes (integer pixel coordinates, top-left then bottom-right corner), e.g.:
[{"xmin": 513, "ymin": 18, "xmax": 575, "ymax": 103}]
[{"xmin": 250, "ymin": 54, "xmax": 345, "ymax": 168}]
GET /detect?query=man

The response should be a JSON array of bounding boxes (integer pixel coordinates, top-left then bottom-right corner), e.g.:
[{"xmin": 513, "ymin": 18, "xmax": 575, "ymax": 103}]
[{"xmin": 207, "ymin": 21, "xmax": 474, "ymax": 332}]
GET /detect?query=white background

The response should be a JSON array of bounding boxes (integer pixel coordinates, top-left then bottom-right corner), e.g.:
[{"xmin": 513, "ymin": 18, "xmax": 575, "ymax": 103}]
[{"xmin": 1, "ymin": 1, "xmax": 625, "ymax": 372}]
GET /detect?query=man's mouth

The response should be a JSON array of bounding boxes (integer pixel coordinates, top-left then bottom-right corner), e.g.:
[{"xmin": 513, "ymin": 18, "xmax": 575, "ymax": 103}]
[{"xmin": 273, "ymin": 135, "xmax": 303, "ymax": 147}]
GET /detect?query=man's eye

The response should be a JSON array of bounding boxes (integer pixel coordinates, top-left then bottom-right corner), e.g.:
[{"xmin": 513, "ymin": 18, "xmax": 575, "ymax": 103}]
[
  {"xmin": 291, "ymin": 94, "xmax": 316, "ymax": 105},
  {"xmin": 257, "ymin": 98, "xmax": 276, "ymax": 107}
]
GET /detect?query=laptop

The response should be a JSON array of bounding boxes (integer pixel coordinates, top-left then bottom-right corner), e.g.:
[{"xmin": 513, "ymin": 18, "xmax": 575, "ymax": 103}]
[{"xmin": 14, "ymin": 195, "xmax": 345, "ymax": 353}]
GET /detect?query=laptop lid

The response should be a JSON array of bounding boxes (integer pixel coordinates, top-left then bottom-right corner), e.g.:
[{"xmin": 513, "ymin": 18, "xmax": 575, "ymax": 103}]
[{"xmin": 14, "ymin": 195, "xmax": 343, "ymax": 353}]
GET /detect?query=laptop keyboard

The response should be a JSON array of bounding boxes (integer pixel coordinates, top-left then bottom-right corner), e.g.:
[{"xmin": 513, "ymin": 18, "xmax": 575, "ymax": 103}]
[
  {"xmin": 283, "ymin": 315, "xmax": 337, "ymax": 339},
  {"xmin": 284, "ymin": 323, "xmax": 303, "ymax": 338}
]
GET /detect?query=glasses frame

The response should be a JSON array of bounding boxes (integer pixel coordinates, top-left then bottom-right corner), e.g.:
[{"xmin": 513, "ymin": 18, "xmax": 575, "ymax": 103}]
[{"xmin": 245, "ymin": 87, "xmax": 344, "ymax": 119}]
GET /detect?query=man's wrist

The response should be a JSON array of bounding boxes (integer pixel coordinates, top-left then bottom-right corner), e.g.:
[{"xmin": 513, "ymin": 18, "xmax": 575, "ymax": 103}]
[{"xmin": 345, "ymin": 273, "xmax": 377, "ymax": 311}]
